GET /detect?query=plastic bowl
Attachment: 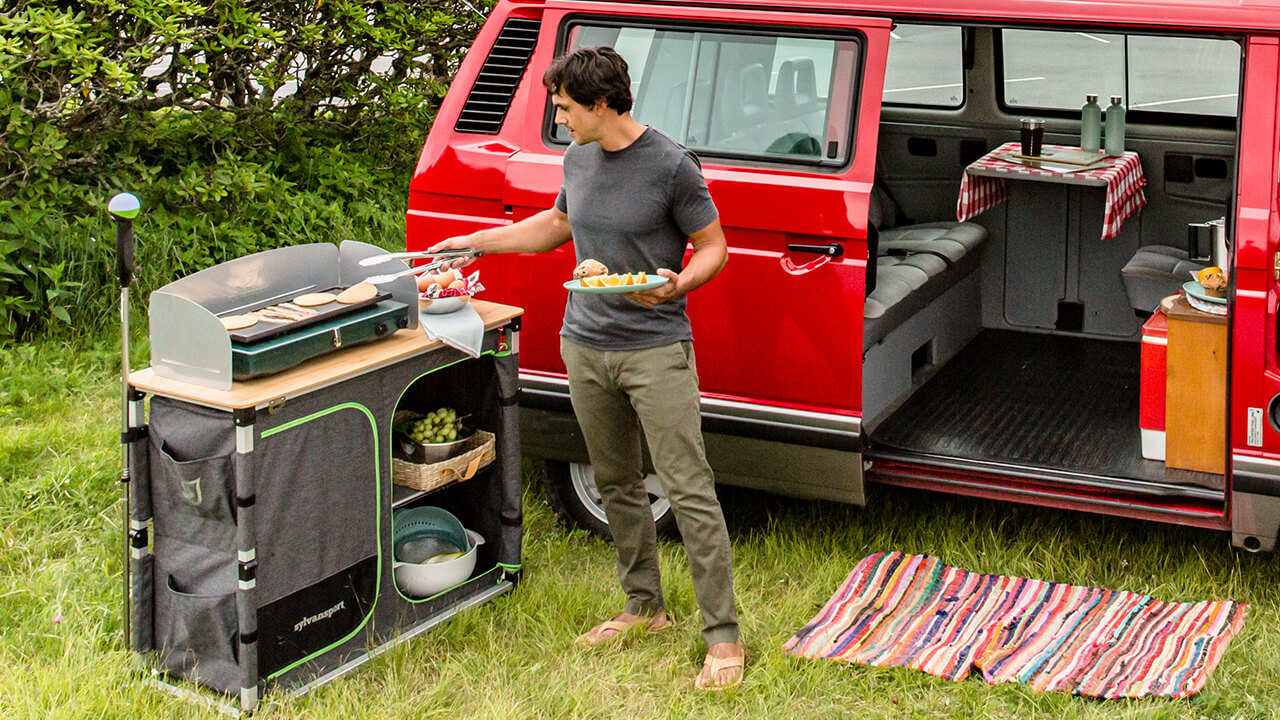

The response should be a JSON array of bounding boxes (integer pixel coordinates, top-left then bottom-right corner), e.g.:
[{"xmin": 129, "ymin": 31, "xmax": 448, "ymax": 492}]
[
  {"xmin": 393, "ymin": 506, "xmax": 468, "ymax": 559},
  {"xmin": 394, "ymin": 528, "xmax": 485, "ymax": 598}
]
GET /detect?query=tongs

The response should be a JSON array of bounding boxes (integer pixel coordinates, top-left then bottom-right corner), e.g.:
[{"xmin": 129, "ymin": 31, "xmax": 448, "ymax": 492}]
[
  {"xmin": 358, "ymin": 248, "xmax": 482, "ymax": 267},
  {"xmin": 365, "ymin": 258, "xmax": 454, "ymax": 285}
]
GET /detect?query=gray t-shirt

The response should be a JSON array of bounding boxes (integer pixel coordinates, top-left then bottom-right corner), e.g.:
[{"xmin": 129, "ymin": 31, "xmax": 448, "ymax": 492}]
[{"xmin": 555, "ymin": 127, "xmax": 719, "ymax": 351}]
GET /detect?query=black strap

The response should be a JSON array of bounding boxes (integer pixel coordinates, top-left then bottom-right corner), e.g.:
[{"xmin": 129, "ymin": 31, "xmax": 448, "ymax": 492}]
[
  {"xmin": 121, "ymin": 426, "xmax": 149, "ymax": 444},
  {"xmin": 501, "ymin": 510, "xmax": 523, "ymax": 527},
  {"xmin": 499, "ymin": 394, "xmax": 519, "ymax": 407}
]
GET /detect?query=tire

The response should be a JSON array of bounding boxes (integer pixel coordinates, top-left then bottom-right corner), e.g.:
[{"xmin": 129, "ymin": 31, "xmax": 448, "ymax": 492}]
[{"xmin": 542, "ymin": 460, "xmax": 678, "ymax": 540}]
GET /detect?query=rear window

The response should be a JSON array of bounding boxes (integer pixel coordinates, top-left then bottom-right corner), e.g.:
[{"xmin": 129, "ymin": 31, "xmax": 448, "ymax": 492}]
[
  {"xmin": 1001, "ymin": 30, "xmax": 1240, "ymax": 117},
  {"xmin": 553, "ymin": 23, "xmax": 861, "ymax": 166},
  {"xmin": 884, "ymin": 24, "xmax": 965, "ymax": 108}
]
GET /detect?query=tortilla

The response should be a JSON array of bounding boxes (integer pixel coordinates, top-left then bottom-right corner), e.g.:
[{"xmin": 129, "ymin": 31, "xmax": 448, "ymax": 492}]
[
  {"xmin": 293, "ymin": 292, "xmax": 338, "ymax": 307},
  {"xmin": 220, "ymin": 314, "xmax": 259, "ymax": 331},
  {"xmin": 336, "ymin": 282, "xmax": 377, "ymax": 304}
]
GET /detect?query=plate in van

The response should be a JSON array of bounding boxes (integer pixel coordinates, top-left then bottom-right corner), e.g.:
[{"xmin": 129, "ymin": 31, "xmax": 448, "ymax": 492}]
[
  {"xmin": 564, "ymin": 275, "xmax": 670, "ymax": 294},
  {"xmin": 1183, "ymin": 281, "xmax": 1226, "ymax": 305}
]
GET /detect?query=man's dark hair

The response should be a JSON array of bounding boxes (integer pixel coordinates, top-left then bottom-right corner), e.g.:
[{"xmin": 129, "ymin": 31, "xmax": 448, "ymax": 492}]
[{"xmin": 542, "ymin": 46, "xmax": 633, "ymax": 114}]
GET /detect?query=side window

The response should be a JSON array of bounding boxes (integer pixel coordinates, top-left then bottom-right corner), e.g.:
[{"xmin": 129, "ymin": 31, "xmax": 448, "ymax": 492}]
[
  {"xmin": 1002, "ymin": 30, "xmax": 1240, "ymax": 117},
  {"xmin": 555, "ymin": 23, "xmax": 860, "ymax": 165},
  {"xmin": 884, "ymin": 24, "xmax": 965, "ymax": 107}
]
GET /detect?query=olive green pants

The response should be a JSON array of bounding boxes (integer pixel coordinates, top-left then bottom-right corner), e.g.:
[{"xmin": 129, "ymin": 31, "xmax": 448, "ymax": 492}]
[{"xmin": 561, "ymin": 337, "xmax": 739, "ymax": 646}]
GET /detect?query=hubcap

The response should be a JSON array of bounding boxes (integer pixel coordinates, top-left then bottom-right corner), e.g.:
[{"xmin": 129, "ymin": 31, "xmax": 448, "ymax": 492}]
[{"xmin": 567, "ymin": 463, "xmax": 671, "ymax": 526}]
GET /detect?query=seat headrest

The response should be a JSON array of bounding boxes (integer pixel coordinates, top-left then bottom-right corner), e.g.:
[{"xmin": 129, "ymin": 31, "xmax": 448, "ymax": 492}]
[
  {"xmin": 792, "ymin": 58, "xmax": 818, "ymax": 112},
  {"xmin": 776, "ymin": 60, "xmax": 798, "ymax": 117}
]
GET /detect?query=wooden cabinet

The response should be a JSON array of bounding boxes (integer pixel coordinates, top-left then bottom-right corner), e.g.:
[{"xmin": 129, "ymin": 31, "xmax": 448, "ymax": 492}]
[{"xmin": 1164, "ymin": 296, "xmax": 1227, "ymax": 474}]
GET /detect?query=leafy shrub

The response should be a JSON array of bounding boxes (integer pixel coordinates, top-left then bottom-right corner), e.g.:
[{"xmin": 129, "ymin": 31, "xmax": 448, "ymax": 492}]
[{"xmin": 0, "ymin": 0, "xmax": 490, "ymax": 339}]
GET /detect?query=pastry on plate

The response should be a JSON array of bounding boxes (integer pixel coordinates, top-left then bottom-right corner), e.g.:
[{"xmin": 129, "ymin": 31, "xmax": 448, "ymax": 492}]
[{"xmin": 573, "ymin": 259, "xmax": 608, "ymax": 279}]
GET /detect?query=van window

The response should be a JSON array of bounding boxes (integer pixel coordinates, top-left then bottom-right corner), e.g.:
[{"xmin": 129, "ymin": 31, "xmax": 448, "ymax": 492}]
[
  {"xmin": 556, "ymin": 23, "xmax": 860, "ymax": 165},
  {"xmin": 1001, "ymin": 30, "xmax": 1239, "ymax": 117},
  {"xmin": 884, "ymin": 24, "xmax": 964, "ymax": 108}
]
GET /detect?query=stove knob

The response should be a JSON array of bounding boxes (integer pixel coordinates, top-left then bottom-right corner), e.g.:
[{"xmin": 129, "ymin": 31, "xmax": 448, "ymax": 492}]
[{"xmin": 374, "ymin": 322, "xmax": 389, "ymax": 337}]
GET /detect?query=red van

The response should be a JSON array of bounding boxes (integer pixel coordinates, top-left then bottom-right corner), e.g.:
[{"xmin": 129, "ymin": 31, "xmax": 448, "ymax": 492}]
[{"xmin": 407, "ymin": 0, "xmax": 1280, "ymax": 552}]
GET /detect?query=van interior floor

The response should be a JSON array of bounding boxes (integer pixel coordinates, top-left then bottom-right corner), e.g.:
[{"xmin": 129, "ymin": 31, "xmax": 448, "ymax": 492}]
[{"xmin": 867, "ymin": 329, "xmax": 1223, "ymax": 494}]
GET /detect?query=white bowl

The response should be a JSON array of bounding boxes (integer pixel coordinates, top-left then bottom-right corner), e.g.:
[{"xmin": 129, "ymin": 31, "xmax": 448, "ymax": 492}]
[
  {"xmin": 420, "ymin": 296, "xmax": 470, "ymax": 314},
  {"xmin": 393, "ymin": 529, "xmax": 485, "ymax": 598}
]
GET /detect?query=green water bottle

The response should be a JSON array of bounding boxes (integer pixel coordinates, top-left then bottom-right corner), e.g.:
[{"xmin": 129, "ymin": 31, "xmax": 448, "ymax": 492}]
[
  {"xmin": 1104, "ymin": 95, "xmax": 1126, "ymax": 157},
  {"xmin": 1080, "ymin": 94, "xmax": 1102, "ymax": 153}
]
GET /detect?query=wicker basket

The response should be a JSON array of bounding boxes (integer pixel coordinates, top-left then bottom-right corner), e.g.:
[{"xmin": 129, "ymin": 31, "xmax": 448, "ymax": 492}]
[{"xmin": 392, "ymin": 428, "xmax": 496, "ymax": 492}]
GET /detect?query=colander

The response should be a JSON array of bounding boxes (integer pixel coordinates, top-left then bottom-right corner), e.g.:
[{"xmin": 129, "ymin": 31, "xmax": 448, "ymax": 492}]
[{"xmin": 392, "ymin": 506, "xmax": 469, "ymax": 563}]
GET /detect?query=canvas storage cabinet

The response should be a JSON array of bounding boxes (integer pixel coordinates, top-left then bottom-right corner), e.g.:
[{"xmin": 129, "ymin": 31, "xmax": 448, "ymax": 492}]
[{"xmin": 125, "ymin": 301, "xmax": 524, "ymax": 712}]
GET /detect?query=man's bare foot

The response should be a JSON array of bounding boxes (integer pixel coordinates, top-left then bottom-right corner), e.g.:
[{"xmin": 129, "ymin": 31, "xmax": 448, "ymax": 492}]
[
  {"xmin": 695, "ymin": 641, "xmax": 744, "ymax": 690},
  {"xmin": 575, "ymin": 611, "xmax": 670, "ymax": 647}
]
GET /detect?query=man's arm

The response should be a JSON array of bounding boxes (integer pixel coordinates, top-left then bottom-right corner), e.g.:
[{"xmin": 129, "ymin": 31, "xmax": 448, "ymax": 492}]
[
  {"xmin": 628, "ymin": 218, "xmax": 727, "ymax": 308},
  {"xmin": 427, "ymin": 207, "xmax": 573, "ymax": 271}
]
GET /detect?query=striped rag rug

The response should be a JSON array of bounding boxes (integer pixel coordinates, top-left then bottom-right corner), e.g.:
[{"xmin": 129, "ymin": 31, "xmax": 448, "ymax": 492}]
[{"xmin": 783, "ymin": 552, "xmax": 1247, "ymax": 699}]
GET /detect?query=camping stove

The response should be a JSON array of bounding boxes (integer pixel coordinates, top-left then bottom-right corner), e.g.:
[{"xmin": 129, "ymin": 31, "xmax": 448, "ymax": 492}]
[{"xmin": 148, "ymin": 241, "xmax": 418, "ymax": 390}]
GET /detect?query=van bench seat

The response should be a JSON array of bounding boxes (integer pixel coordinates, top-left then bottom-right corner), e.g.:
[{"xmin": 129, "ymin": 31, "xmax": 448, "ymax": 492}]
[
  {"xmin": 1121, "ymin": 245, "xmax": 1205, "ymax": 313},
  {"xmin": 864, "ymin": 221, "xmax": 987, "ymax": 350}
]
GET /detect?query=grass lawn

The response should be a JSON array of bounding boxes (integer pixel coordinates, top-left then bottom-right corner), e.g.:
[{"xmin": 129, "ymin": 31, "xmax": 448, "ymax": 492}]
[{"xmin": 2, "ymin": 329, "xmax": 1278, "ymax": 719}]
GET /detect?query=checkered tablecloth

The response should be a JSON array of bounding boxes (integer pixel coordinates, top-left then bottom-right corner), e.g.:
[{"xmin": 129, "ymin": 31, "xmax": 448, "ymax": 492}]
[{"xmin": 956, "ymin": 142, "xmax": 1147, "ymax": 240}]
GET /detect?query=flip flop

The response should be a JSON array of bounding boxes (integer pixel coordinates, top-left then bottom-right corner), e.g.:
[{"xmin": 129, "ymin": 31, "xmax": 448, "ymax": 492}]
[
  {"xmin": 575, "ymin": 613, "xmax": 670, "ymax": 647},
  {"xmin": 695, "ymin": 652, "xmax": 744, "ymax": 691}
]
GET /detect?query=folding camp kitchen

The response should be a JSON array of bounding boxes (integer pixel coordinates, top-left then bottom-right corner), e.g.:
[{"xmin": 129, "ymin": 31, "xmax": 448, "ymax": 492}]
[{"xmin": 123, "ymin": 241, "xmax": 523, "ymax": 713}]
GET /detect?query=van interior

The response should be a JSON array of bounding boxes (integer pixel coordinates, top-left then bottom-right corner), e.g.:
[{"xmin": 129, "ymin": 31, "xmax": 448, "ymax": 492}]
[
  {"xmin": 860, "ymin": 25, "xmax": 1235, "ymax": 505},
  {"xmin": 564, "ymin": 21, "xmax": 1239, "ymax": 504}
]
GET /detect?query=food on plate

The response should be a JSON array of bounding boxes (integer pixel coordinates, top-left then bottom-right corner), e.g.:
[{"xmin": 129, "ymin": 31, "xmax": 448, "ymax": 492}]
[
  {"xmin": 1199, "ymin": 270, "xmax": 1228, "ymax": 298},
  {"xmin": 336, "ymin": 282, "xmax": 377, "ymax": 304},
  {"xmin": 219, "ymin": 314, "xmax": 259, "ymax": 331},
  {"xmin": 293, "ymin": 292, "xmax": 338, "ymax": 307},
  {"xmin": 1196, "ymin": 266, "xmax": 1224, "ymax": 284},
  {"xmin": 573, "ymin": 258, "xmax": 608, "ymax": 279},
  {"xmin": 577, "ymin": 272, "xmax": 653, "ymax": 288}
]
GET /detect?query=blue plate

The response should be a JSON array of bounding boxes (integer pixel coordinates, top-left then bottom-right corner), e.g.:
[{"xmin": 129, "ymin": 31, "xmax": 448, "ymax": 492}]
[
  {"xmin": 564, "ymin": 275, "xmax": 670, "ymax": 294},
  {"xmin": 1182, "ymin": 281, "xmax": 1226, "ymax": 305}
]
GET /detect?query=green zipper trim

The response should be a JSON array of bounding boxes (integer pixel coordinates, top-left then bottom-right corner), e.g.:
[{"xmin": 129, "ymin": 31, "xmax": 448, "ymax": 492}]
[
  {"xmin": 260, "ymin": 402, "xmax": 381, "ymax": 681},
  {"xmin": 497, "ymin": 563, "xmax": 522, "ymax": 572},
  {"xmin": 392, "ymin": 349, "xmax": 511, "ymax": 604}
]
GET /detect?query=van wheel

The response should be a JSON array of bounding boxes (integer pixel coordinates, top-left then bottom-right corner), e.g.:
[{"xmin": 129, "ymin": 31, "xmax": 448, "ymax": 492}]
[{"xmin": 542, "ymin": 460, "xmax": 678, "ymax": 540}]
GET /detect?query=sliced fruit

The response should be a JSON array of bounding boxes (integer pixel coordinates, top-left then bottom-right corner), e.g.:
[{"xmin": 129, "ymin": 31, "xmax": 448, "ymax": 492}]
[
  {"xmin": 1197, "ymin": 266, "xmax": 1224, "ymax": 284},
  {"xmin": 637, "ymin": 272, "xmax": 647, "ymax": 284},
  {"xmin": 619, "ymin": 273, "xmax": 635, "ymax": 286},
  {"xmin": 582, "ymin": 276, "xmax": 605, "ymax": 288},
  {"xmin": 600, "ymin": 275, "xmax": 621, "ymax": 287}
]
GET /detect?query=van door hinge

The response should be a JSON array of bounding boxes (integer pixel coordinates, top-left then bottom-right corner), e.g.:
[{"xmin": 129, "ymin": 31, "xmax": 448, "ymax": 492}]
[{"xmin": 1273, "ymin": 251, "xmax": 1280, "ymax": 281}]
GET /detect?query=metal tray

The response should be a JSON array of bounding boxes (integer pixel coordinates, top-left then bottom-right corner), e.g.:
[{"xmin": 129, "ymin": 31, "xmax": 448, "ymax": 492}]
[{"xmin": 226, "ymin": 286, "xmax": 391, "ymax": 345}]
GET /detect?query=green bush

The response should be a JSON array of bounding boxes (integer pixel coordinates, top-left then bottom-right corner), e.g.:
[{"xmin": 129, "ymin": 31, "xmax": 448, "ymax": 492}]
[{"xmin": 0, "ymin": 0, "xmax": 490, "ymax": 339}]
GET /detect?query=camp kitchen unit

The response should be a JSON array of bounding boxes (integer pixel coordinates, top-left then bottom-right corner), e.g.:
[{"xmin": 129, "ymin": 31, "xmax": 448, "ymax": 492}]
[{"xmin": 124, "ymin": 241, "xmax": 523, "ymax": 713}]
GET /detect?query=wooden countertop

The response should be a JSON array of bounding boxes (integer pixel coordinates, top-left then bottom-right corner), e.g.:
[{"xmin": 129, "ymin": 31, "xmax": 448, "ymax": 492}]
[
  {"xmin": 1164, "ymin": 294, "xmax": 1227, "ymax": 325},
  {"xmin": 130, "ymin": 300, "xmax": 523, "ymax": 410}
]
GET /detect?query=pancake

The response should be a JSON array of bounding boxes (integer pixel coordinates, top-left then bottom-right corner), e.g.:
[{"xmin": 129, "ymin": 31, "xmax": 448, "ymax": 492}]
[
  {"xmin": 293, "ymin": 292, "xmax": 338, "ymax": 307},
  {"xmin": 336, "ymin": 282, "xmax": 377, "ymax": 304},
  {"xmin": 220, "ymin": 314, "xmax": 259, "ymax": 331}
]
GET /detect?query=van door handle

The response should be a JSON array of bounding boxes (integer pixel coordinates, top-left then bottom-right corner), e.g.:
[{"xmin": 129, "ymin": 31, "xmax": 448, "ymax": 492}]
[{"xmin": 787, "ymin": 243, "xmax": 844, "ymax": 258}]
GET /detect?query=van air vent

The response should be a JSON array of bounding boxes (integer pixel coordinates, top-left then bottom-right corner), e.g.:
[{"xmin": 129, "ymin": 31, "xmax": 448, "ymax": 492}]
[{"xmin": 453, "ymin": 17, "xmax": 541, "ymax": 134}]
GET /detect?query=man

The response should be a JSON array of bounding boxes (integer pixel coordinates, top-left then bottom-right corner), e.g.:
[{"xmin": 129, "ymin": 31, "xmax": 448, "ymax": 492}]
[{"xmin": 423, "ymin": 46, "xmax": 742, "ymax": 690}]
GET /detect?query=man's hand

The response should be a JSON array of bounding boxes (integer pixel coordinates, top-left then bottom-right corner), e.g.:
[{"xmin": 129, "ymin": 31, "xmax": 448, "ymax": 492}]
[
  {"xmin": 427, "ymin": 234, "xmax": 483, "ymax": 273},
  {"xmin": 624, "ymin": 268, "xmax": 682, "ymax": 307}
]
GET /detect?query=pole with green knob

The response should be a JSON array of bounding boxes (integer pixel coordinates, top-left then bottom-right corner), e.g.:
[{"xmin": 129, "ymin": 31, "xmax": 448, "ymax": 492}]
[{"xmin": 109, "ymin": 192, "xmax": 139, "ymax": 650}]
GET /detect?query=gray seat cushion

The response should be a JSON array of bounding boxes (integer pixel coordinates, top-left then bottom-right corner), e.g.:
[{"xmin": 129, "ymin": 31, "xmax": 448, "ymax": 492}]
[
  {"xmin": 864, "ymin": 221, "xmax": 987, "ymax": 350},
  {"xmin": 1121, "ymin": 245, "xmax": 1205, "ymax": 313}
]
